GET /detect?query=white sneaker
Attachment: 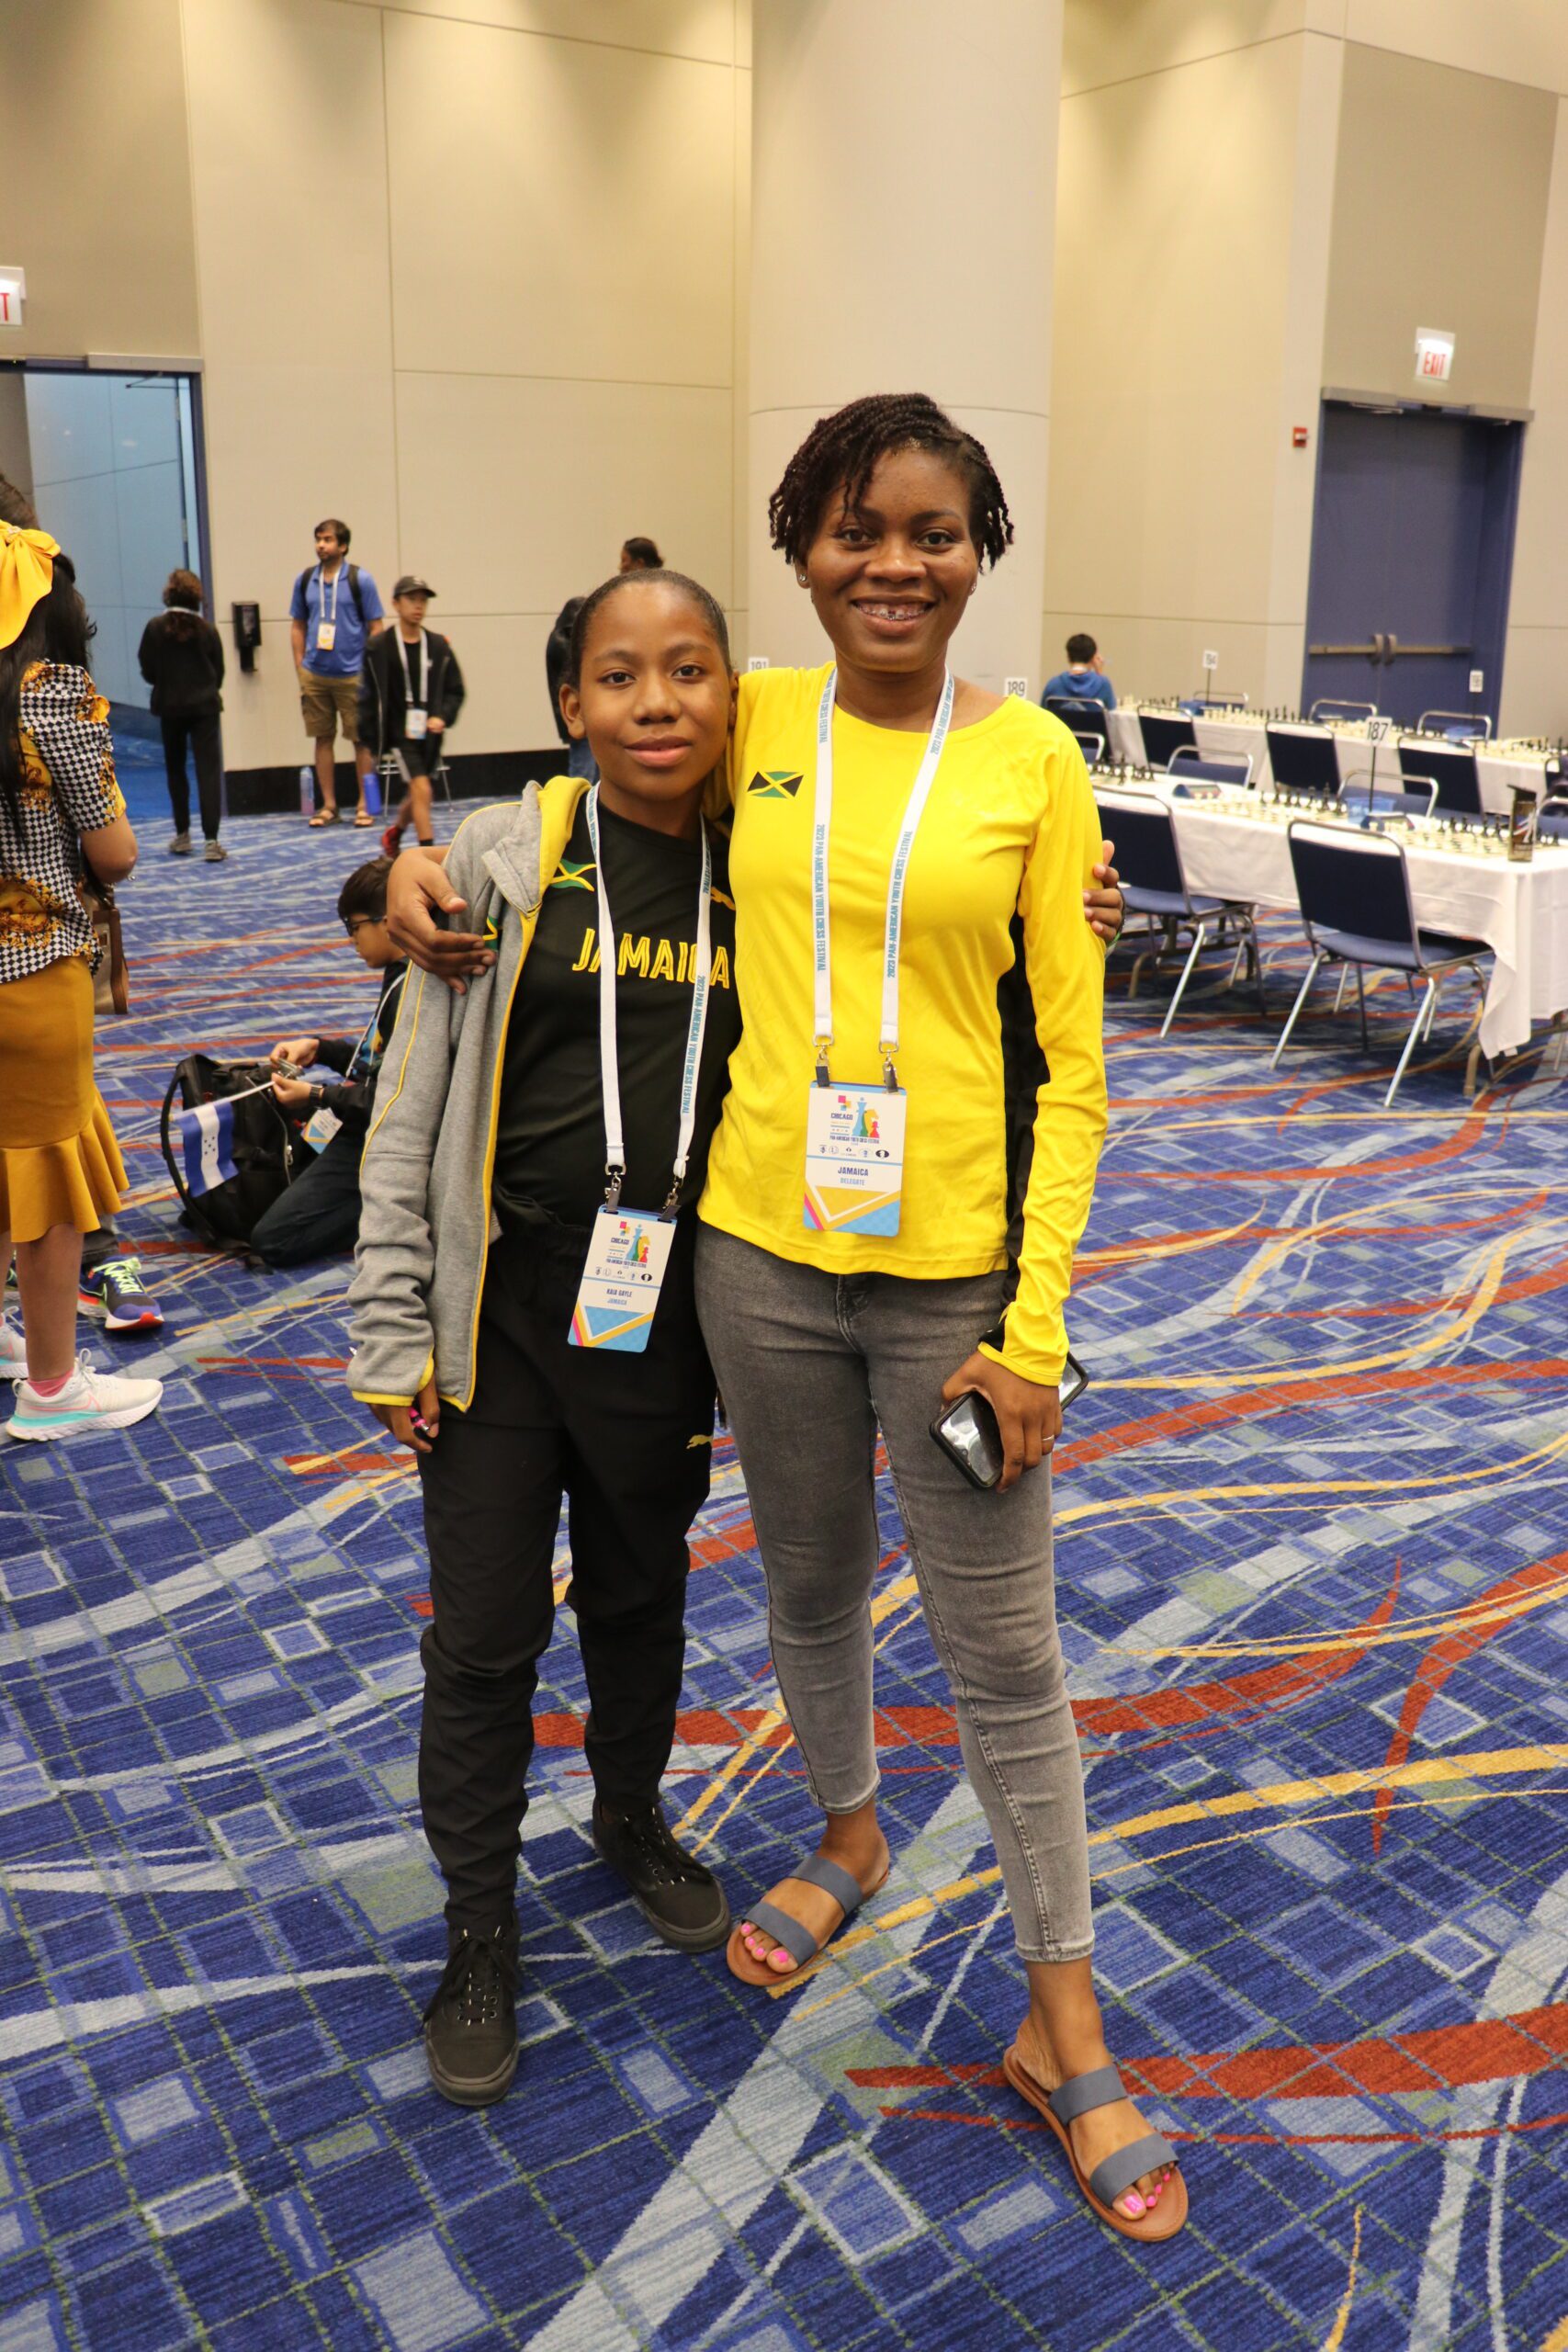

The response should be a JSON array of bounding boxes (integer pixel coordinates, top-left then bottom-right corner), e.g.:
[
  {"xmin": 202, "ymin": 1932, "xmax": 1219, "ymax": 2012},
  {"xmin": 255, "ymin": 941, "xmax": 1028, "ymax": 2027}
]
[
  {"xmin": 0, "ymin": 1318, "xmax": 25, "ymax": 1381},
  {"xmin": 8, "ymin": 1352, "xmax": 163, "ymax": 1441}
]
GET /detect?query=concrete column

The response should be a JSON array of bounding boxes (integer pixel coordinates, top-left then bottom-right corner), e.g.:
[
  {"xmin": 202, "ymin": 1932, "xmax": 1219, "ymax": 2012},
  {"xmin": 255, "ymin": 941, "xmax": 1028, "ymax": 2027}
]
[
  {"xmin": 748, "ymin": 0, "xmax": 1063, "ymax": 695},
  {"xmin": 0, "ymin": 378, "xmax": 34, "ymax": 512}
]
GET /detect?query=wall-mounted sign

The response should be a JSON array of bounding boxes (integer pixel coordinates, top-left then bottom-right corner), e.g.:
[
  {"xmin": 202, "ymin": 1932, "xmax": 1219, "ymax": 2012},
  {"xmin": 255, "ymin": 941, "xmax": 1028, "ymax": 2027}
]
[
  {"xmin": 1004, "ymin": 676, "xmax": 1029, "ymax": 699},
  {"xmin": 1415, "ymin": 327, "xmax": 1454, "ymax": 384},
  {"xmin": 0, "ymin": 267, "xmax": 24, "ymax": 329}
]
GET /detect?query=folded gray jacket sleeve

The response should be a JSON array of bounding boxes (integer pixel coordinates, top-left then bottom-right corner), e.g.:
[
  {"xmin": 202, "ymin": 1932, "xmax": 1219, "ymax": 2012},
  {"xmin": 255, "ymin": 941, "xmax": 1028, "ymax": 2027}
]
[
  {"xmin": 344, "ymin": 954, "xmax": 455, "ymax": 1401},
  {"xmin": 345, "ymin": 791, "xmax": 549, "ymax": 1408},
  {"xmin": 345, "ymin": 827, "xmax": 496, "ymax": 1403}
]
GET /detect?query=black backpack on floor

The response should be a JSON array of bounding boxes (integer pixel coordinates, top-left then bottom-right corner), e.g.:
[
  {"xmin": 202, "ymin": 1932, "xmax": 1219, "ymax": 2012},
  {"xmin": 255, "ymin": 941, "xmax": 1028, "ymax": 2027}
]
[{"xmin": 159, "ymin": 1055, "xmax": 313, "ymax": 1249}]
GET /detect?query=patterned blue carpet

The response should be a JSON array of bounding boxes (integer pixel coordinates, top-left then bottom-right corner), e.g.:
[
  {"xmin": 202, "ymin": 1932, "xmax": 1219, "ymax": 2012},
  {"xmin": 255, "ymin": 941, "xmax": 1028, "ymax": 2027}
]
[{"xmin": 3, "ymin": 780, "xmax": 1567, "ymax": 2350}]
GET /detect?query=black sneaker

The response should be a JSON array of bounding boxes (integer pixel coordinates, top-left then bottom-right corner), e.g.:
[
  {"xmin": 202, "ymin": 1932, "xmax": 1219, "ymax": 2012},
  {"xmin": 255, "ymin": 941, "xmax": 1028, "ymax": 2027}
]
[
  {"xmin": 423, "ymin": 1923, "xmax": 519, "ymax": 2107},
  {"xmin": 592, "ymin": 1798, "xmax": 731, "ymax": 1951}
]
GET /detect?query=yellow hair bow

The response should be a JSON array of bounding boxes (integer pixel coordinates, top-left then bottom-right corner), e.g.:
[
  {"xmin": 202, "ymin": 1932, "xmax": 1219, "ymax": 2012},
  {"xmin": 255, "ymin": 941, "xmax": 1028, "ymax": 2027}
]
[{"xmin": 0, "ymin": 520, "xmax": 61, "ymax": 652}]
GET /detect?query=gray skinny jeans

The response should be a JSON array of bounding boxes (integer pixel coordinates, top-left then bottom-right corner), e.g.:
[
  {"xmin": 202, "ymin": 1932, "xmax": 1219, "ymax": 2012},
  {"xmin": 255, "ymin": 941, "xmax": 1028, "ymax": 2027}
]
[{"xmin": 694, "ymin": 1226, "xmax": 1093, "ymax": 1963}]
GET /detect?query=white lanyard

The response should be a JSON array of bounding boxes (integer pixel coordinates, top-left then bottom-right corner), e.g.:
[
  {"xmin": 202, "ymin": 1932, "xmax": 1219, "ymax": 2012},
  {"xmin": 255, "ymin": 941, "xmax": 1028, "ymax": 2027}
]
[
  {"xmin": 584, "ymin": 787, "xmax": 712, "ymax": 1214},
  {"xmin": 318, "ymin": 562, "xmax": 341, "ymax": 629},
  {"xmin": 811, "ymin": 664, "xmax": 954, "ymax": 1089},
  {"xmin": 395, "ymin": 628, "xmax": 427, "ymax": 706}
]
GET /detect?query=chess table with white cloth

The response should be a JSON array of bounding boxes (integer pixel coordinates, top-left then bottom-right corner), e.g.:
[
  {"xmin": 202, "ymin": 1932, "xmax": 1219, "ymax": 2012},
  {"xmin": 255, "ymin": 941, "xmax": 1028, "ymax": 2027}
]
[
  {"xmin": 1105, "ymin": 707, "xmax": 1558, "ymax": 817},
  {"xmin": 1094, "ymin": 782, "xmax": 1568, "ymax": 1063}
]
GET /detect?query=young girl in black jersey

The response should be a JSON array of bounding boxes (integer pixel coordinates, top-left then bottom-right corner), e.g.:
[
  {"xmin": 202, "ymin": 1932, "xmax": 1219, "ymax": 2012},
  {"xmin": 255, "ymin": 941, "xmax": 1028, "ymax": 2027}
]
[{"xmin": 348, "ymin": 571, "xmax": 742, "ymax": 2106}]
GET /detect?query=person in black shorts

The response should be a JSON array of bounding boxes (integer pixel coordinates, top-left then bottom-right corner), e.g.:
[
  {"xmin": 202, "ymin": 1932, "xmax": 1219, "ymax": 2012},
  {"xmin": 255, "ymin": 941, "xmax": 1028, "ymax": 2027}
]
[{"xmin": 362, "ymin": 576, "xmax": 465, "ymax": 854}]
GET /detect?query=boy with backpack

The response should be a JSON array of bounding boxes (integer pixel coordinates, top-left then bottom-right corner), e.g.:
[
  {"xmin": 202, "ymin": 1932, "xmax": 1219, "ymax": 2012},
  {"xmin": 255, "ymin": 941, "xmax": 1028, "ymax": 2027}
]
[
  {"xmin": 250, "ymin": 858, "xmax": 406, "ymax": 1266},
  {"xmin": 289, "ymin": 519, "xmax": 385, "ymax": 829}
]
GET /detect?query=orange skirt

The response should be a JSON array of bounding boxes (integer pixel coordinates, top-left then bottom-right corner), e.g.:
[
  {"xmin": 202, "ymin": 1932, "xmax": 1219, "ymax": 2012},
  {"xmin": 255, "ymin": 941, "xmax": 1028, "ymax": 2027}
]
[{"xmin": 0, "ymin": 955, "xmax": 127, "ymax": 1241}]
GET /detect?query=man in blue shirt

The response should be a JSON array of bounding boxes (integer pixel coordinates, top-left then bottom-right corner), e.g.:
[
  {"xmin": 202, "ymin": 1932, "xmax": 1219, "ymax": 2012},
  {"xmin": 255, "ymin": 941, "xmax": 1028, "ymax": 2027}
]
[
  {"xmin": 1042, "ymin": 631, "xmax": 1116, "ymax": 712},
  {"xmin": 290, "ymin": 517, "xmax": 385, "ymax": 828}
]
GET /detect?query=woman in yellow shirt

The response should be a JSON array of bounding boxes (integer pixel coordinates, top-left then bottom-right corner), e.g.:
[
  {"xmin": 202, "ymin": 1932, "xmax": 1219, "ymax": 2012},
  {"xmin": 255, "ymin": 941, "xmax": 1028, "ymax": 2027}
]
[{"xmin": 695, "ymin": 394, "xmax": 1182, "ymax": 2242}]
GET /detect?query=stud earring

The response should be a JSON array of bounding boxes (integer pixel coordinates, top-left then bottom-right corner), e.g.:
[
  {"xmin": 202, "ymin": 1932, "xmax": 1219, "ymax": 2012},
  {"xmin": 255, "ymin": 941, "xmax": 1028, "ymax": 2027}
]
[{"xmin": 796, "ymin": 571, "xmax": 807, "ymax": 587}]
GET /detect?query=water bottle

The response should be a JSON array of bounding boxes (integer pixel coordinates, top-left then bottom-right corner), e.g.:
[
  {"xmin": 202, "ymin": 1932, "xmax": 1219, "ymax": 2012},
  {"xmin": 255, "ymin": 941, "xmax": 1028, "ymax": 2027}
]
[{"xmin": 299, "ymin": 764, "xmax": 314, "ymax": 819}]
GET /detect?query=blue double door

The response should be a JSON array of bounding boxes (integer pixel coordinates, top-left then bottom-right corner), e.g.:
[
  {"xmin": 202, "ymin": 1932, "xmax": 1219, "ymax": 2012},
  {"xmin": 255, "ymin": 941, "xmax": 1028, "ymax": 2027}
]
[{"xmin": 1302, "ymin": 401, "xmax": 1524, "ymax": 729}]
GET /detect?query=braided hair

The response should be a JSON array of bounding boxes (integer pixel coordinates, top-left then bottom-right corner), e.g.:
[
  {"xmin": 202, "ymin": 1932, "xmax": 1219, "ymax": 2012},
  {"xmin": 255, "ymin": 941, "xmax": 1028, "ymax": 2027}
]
[{"xmin": 768, "ymin": 392, "xmax": 1013, "ymax": 571}]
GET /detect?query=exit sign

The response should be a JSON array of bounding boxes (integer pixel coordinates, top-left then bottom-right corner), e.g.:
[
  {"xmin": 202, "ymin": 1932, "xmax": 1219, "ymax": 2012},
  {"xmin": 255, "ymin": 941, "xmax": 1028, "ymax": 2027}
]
[
  {"xmin": 1416, "ymin": 327, "xmax": 1454, "ymax": 383},
  {"xmin": 0, "ymin": 267, "xmax": 24, "ymax": 329}
]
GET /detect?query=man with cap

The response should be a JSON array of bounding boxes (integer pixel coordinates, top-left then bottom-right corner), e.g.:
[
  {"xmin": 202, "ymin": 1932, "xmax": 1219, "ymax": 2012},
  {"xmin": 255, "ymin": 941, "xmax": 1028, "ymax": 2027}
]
[{"xmin": 362, "ymin": 576, "xmax": 467, "ymax": 855}]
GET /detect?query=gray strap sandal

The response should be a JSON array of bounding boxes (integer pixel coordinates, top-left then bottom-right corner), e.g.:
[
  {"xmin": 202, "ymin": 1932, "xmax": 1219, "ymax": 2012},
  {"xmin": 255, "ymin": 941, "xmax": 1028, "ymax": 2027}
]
[
  {"xmin": 727, "ymin": 1854, "xmax": 887, "ymax": 1990},
  {"xmin": 1001, "ymin": 2047, "xmax": 1188, "ymax": 2242}
]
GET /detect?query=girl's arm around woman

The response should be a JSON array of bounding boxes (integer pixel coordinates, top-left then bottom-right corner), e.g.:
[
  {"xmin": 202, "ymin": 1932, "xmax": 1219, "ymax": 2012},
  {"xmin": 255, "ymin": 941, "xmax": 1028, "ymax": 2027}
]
[{"xmin": 345, "ymin": 836, "xmax": 479, "ymax": 1438}]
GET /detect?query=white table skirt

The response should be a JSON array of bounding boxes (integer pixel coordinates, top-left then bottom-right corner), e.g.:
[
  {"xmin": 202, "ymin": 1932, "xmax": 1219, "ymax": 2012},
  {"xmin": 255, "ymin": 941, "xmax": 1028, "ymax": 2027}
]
[
  {"xmin": 1107, "ymin": 708, "xmax": 1555, "ymax": 819},
  {"xmin": 1096, "ymin": 787, "xmax": 1568, "ymax": 1057}
]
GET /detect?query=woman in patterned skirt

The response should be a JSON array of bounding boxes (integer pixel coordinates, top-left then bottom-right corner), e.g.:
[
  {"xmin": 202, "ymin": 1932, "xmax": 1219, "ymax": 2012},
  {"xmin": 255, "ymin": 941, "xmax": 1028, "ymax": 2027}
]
[{"xmin": 0, "ymin": 521, "xmax": 162, "ymax": 1439}]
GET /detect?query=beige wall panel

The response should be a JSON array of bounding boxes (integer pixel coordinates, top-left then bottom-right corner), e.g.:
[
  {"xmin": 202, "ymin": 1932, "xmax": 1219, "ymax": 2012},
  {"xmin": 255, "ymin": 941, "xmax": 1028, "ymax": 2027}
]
[
  {"xmin": 1049, "ymin": 385, "xmax": 1281, "ymax": 620},
  {"xmin": 1043, "ymin": 612, "xmax": 1275, "ymax": 707},
  {"xmin": 1261, "ymin": 28, "xmax": 1344, "ymax": 703},
  {"xmin": 1324, "ymin": 46, "xmax": 1556, "ymax": 410},
  {"xmin": 384, "ymin": 14, "xmax": 734, "ymax": 387},
  {"xmin": 1503, "ymin": 96, "xmax": 1568, "ymax": 737},
  {"xmin": 225, "ymin": 621, "xmax": 324, "ymax": 786},
  {"xmin": 1345, "ymin": 0, "xmax": 1568, "ymax": 91},
  {"xmin": 0, "ymin": 379, "xmax": 32, "ymax": 503},
  {"xmin": 1047, "ymin": 35, "xmax": 1307, "ymax": 695},
  {"xmin": 335, "ymin": 0, "xmax": 737, "ymax": 63},
  {"xmin": 731, "ymin": 57, "xmax": 752, "ymax": 639},
  {"xmin": 1499, "ymin": 630, "xmax": 1568, "ymax": 740},
  {"xmin": 1062, "ymin": 0, "xmax": 1344, "ymax": 97},
  {"xmin": 1, "ymin": 0, "xmax": 198, "ymax": 360},
  {"xmin": 749, "ymin": 0, "xmax": 1058, "ymax": 687},
  {"xmin": 410, "ymin": 611, "xmax": 566, "ymax": 756},
  {"xmin": 394, "ymin": 371, "xmax": 733, "ymax": 616},
  {"xmin": 183, "ymin": 0, "xmax": 400, "ymax": 772},
  {"xmin": 751, "ymin": 3, "xmax": 1052, "ymax": 415}
]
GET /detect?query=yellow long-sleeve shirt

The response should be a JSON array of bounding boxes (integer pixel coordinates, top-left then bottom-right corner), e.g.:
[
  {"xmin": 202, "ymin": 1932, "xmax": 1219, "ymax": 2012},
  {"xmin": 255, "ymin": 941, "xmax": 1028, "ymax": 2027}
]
[{"xmin": 699, "ymin": 664, "xmax": 1108, "ymax": 1384}]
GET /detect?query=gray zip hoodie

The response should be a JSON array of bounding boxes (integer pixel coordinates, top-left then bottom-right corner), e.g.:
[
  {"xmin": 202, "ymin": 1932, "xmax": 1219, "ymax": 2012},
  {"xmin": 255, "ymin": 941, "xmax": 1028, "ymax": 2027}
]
[{"xmin": 346, "ymin": 775, "xmax": 588, "ymax": 1408}]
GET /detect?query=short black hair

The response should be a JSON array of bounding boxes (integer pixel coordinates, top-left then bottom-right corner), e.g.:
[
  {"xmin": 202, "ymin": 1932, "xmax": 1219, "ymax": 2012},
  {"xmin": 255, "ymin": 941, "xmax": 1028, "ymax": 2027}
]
[
  {"xmin": 768, "ymin": 392, "xmax": 1013, "ymax": 571},
  {"xmin": 314, "ymin": 517, "xmax": 351, "ymax": 549},
  {"xmin": 337, "ymin": 855, "xmax": 391, "ymax": 925},
  {"xmin": 621, "ymin": 536, "xmax": 662, "ymax": 570},
  {"xmin": 567, "ymin": 569, "xmax": 731, "ymax": 687},
  {"xmin": 1066, "ymin": 632, "xmax": 1097, "ymax": 664},
  {"xmin": 0, "ymin": 471, "xmax": 39, "ymax": 530}
]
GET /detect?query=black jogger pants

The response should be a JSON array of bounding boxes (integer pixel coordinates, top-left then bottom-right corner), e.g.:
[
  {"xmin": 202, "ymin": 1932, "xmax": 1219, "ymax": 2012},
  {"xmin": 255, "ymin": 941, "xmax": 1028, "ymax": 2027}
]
[
  {"xmin": 161, "ymin": 711, "xmax": 224, "ymax": 840},
  {"xmin": 415, "ymin": 1218, "xmax": 716, "ymax": 1930}
]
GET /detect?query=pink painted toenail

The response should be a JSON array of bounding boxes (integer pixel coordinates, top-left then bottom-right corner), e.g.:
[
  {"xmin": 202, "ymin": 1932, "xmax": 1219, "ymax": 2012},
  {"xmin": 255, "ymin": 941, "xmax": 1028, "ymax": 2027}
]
[{"xmin": 1123, "ymin": 2194, "xmax": 1145, "ymax": 2217}]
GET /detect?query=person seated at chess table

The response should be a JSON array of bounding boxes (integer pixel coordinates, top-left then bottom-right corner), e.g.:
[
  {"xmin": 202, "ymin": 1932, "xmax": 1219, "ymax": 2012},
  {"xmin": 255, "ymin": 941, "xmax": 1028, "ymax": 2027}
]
[{"xmin": 1042, "ymin": 631, "xmax": 1116, "ymax": 713}]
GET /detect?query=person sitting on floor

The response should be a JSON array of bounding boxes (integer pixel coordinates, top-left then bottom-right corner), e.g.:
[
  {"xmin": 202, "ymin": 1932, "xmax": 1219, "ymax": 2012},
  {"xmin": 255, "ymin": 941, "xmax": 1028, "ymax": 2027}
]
[{"xmin": 250, "ymin": 857, "xmax": 405, "ymax": 1267}]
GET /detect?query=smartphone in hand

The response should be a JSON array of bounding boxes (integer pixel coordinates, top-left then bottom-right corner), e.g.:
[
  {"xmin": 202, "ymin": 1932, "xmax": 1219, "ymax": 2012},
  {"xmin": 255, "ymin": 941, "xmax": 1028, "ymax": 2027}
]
[{"xmin": 930, "ymin": 1351, "xmax": 1089, "ymax": 1490}]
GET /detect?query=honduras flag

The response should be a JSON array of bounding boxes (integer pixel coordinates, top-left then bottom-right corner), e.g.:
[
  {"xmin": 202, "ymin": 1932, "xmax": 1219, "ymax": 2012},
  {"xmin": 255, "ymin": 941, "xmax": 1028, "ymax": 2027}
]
[{"xmin": 178, "ymin": 1099, "xmax": 238, "ymax": 1197}]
